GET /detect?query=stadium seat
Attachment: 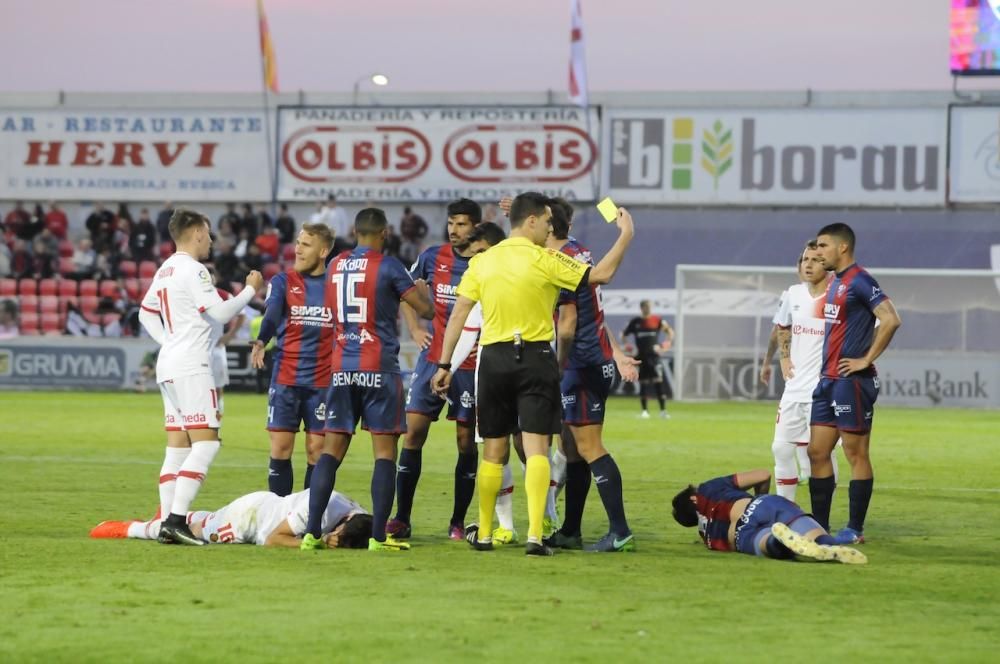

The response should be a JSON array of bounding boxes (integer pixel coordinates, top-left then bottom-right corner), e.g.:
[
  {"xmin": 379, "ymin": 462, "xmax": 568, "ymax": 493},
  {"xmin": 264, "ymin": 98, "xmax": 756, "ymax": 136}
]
[
  {"xmin": 139, "ymin": 261, "xmax": 158, "ymax": 279},
  {"xmin": 39, "ymin": 296, "xmax": 59, "ymax": 314},
  {"xmin": 19, "ymin": 311, "xmax": 40, "ymax": 334},
  {"xmin": 263, "ymin": 262, "xmax": 281, "ymax": 281},
  {"xmin": 139, "ymin": 277, "xmax": 154, "ymax": 295},
  {"xmin": 58, "ymin": 240, "xmax": 74, "ymax": 258},
  {"xmin": 0, "ymin": 278, "xmax": 15, "ymax": 296},
  {"xmin": 80, "ymin": 296, "xmax": 99, "ymax": 314},
  {"xmin": 58, "ymin": 257, "xmax": 76, "ymax": 277},
  {"xmin": 159, "ymin": 242, "xmax": 175, "ymax": 260},
  {"xmin": 41, "ymin": 312, "xmax": 61, "ymax": 334},
  {"xmin": 58, "ymin": 280, "xmax": 78, "ymax": 297},
  {"xmin": 39, "ymin": 279, "xmax": 58, "ymax": 296},
  {"xmin": 19, "ymin": 295, "xmax": 39, "ymax": 312},
  {"xmin": 18, "ymin": 279, "xmax": 37, "ymax": 296},
  {"xmin": 124, "ymin": 278, "xmax": 140, "ymax": 301},
  {"xmin": 79, "ymin": 280, "xmax": 99, "ymax": 297},
  {"xmin": 119, "ymin": 260, "xmax": 138, "ymax": 278},
  {"xmin": 99, "ymin": 280, "xmax": 120, "ymax": 299},
  {"xmin": 282, "ymin": 243, "xmax": 296, "ymax": 262}
]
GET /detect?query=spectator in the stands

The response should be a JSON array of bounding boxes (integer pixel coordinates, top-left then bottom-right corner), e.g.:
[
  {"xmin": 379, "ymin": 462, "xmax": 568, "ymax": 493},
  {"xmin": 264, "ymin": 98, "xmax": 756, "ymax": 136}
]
[
  {"xmin": 94, "ymin": 246, "xmax": 117, "ymax": 280},
  {"xmin": 482, "ymin": 202, "xmax": 502, "ymax": 225},
  {"xmin": 218, "ymin": 203, "xmax": 241, "ymax": 235},
  {"xmin": 129, "ymin": 208, "xmax": 157, "ymax": 262},
  {"xmin": 214, "ymin": 237, "xmax": 240, "ymax": 284},
  {"xmin": 239, "ymin": 242, "xmax": 263, "ymax": 279},
  {"xmin": 30, "ymin": 238, "xmax": 57, "ymax": 279},
  {"xmin": 240, "ymin": 203, "xmax": 259, "ymax": 240},
  {"xmin": 71, "ymin": 237, "xmax": 97, "ymax": 279},
  {"xmin": 155, "ymin": 201, "xmax": 174, "ymax": 242},
  {"xmin": 4, "ymin": 202, "xmax": 32, "ymax": 239},
  {"xmin": 256, "ymin": 204, "xmax": 273, "ymax": 233},
  {"xmin": 311, "ymin": 194, "xmax": 350, "ymax": 242},
  {"xmin": 255, "ymin": 223, "xmax": 280, "ymax": 262},
  {"xmin": 0, "ymin": 299, "xmax": 18, "ymax": 339},
  {"xmin": 384, "ymin": 224, "xmax": 402, "ymax": 259},
  {"xmin": 10, "ymin": 239, "xmax": 33, "ymax": 279},
  {"xmin": 217, "ymin": 217, "xmax": 237, "ymax": 246},
  {"xmin": 234, "ymin": 228, "xmax": 251, "ymax": 259},
  {"xmin": 399, "ymin": 206, "xmax": 428, "ymax": 264},
  {"xmin": 116, "ymin": 203, "xmax": 134, "ymax": 235},
  {"xmin": 35, "ymin": 226, "xmax": 60, "ymax": 258},
  {"xmin": 275, "ymin": 203, "xmax": 296, "ymax": 244},
  {"xmin": 0, "ymin": 242, "xmax": 11, "ymax": 278},
  {"xmin": 85, "ymin": 203, "xmax": 115, "ymax": 238},
  {"xmin": 45, "ymin": 202, "xmax": 69, "ymax": 240}
]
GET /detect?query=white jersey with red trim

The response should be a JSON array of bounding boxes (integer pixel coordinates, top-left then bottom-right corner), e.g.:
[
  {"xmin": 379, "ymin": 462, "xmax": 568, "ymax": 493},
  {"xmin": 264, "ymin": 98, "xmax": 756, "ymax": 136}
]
[
  {"xmin": 140, "ymin": 252, "xmax": 224, "ymax": 382},
  {"xmin": 199, "ymin": 489, "xmax": 365, "ymax": 546},
  {"xmin": 772, "ymin": 282, "xmax": 827, "ymax": 403}
]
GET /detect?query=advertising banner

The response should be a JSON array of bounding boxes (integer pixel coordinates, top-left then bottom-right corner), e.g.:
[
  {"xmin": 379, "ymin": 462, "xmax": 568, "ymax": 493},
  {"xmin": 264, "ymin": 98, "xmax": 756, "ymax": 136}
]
[
  {"xmin": 603, "ymin": 109, "xmax": 946, "ymax": 206},
  {"xmin": 0, "ymin": 109, "xmax": 270, "ymax": 201},
  {"xmin": 948, "ymin": 105, "xmax": 1000, "ymax": 203},
  {"xmin": 276, "ymin": 106, "xmax": 599, "ymax": 202}
]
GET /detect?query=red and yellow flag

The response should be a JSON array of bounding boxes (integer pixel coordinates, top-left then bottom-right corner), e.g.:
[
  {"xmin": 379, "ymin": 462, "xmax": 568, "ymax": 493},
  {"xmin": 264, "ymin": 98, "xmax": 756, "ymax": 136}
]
[{"xmin": 257, "ymin": 0, "xmax": 279, "ymax": 93}]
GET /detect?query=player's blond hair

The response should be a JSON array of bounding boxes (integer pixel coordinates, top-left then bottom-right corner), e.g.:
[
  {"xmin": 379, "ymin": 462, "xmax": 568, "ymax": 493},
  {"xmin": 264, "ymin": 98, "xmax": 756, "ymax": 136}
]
[{"xmin": 300, "ymin": 222, "xmax": 334, "ymax": 248}]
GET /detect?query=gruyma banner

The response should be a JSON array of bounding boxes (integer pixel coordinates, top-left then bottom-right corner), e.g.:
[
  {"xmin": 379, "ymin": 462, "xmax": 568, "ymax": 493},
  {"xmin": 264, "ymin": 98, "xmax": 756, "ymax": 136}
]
[
  {"xmin": 276, "ymin": 106, "xmax": 599, "ymax": 202},
  {"xmin": 0, "ymin": 109, "xmax": 271, "ymax": 201}
]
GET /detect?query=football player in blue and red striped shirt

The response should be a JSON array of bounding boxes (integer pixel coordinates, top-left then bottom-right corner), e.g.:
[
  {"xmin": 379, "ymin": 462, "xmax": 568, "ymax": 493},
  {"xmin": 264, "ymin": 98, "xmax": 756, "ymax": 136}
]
[
  {"xmin": 388, "ymin": 198, "xmax": 484, "ymax": 541},
  {"xmin": 809, "ymin": 223, "xmax": 901, "ymax": 545},
  {"xmin": 671, "ymin": 470, "xmax": 866, "ymax": 564},
  {"xmin": 301, "ymin": 208, "xmax": 434, "ymax": 552},
  {"xmin": 251, "ymin": 223, "xmax": 335, "ymax": 496}
]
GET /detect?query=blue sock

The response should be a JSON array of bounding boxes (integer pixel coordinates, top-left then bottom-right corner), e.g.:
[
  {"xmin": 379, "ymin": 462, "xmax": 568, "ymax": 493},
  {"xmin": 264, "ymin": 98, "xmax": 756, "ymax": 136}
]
[
  {"xmin": 303, "ymin": 463, "xmax": 314, "ymax": 490},
  {"xmin": 590, "ymin": 454, "xmax": 629, "ymax": 536},
  {"xmin": 393, "ymin": 448, "xmax": 422, "ymax": 525},
  {"xmin": 847, "ymin": 478, "xmax": 874, "ymax": 532},
  {"xmin": 450, "ymin": 450, "xmax": 478, "ymax": 527},
  {"xmin": 764, "ymin": 535, "xmax": 795, "ymax": 560},
  {"xmin": 305, "ymin": 454, "xmax": 341, "ymax": 537},
  {"xmin": 816, "ymin": 533, "xmax": 836, "ymax": 545},
  {"xmin": 371, "ymin": 458, "xmax": 396, "ymax": 542},
  {"xmin": 268, "ymin": 458, "xmax": 293, "ymax": 496}
]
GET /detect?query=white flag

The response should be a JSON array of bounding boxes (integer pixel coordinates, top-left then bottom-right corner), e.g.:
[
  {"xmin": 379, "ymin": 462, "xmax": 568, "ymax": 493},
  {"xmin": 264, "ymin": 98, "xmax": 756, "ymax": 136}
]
[{"xmin": 569, "ymin": 0, "xmax": 588, "ymax": 108}]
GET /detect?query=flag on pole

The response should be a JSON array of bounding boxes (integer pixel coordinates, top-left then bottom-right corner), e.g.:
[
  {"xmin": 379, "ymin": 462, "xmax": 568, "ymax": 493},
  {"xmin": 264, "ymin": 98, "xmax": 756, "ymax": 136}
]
[
  {"xmin": 257, "ymin": 0, "xmax": 279, "ymax": 93},
  {"xmin": 568, "ymin": 0, "xmax": 588, "ymax": 108}
]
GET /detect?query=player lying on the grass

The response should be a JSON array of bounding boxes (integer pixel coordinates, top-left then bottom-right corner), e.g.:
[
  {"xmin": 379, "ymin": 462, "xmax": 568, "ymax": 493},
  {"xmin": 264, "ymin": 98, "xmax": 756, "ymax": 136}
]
[
  {"xmin": 670, "ymin": 469, "xmax": 867, "ymax": 564},
  {"xmin": 90, "ymin": 489, "xmax": 373, "ymax": 549}
]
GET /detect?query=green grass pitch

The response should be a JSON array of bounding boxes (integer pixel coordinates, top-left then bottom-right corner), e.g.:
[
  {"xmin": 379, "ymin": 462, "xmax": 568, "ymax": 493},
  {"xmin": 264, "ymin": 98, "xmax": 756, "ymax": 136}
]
[{"xmin": 1, "ymin": 392, "xmax": 998, "ymax": 662}]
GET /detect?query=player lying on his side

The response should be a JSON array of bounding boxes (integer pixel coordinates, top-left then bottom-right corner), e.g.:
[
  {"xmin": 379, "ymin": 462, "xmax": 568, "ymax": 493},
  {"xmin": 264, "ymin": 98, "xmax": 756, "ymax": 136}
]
[
  {"xmin": 671, "ymin": 470, "xmax": 866, "ymax": 564},
  {"xmin": 90, "ymin": 489, "xmax": 372, "ymax": 549}
]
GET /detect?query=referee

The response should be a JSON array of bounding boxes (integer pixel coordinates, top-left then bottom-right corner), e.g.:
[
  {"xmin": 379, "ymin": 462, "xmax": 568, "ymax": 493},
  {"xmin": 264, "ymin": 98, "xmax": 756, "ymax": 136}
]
[{"xmin": 431, "ymin": 192, "xmax": 635, "ymax": 555}]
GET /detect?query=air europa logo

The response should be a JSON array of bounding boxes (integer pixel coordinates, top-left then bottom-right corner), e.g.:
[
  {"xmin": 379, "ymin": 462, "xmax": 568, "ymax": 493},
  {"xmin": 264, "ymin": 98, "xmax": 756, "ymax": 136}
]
[
  {"xmin": 443, "ymin": 124, "xmax": 596, "ymax": 183},
  {"xmin": 281, "ymin": 125, "xmax": 432, "ymax": 184}
]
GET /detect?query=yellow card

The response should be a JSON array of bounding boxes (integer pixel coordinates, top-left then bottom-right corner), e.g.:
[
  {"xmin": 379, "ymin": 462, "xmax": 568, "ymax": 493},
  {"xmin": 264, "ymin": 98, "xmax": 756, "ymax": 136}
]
[{"xmin": 596, "ymin": 197, "xmax": 618, "ymax": 223}]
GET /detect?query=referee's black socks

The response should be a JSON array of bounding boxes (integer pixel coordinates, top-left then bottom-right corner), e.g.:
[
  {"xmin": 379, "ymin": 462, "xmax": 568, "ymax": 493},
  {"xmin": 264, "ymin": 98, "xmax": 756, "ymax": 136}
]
[{"xmin": 809, "ymin": 475, "xmax": 836, "ymax": 532}]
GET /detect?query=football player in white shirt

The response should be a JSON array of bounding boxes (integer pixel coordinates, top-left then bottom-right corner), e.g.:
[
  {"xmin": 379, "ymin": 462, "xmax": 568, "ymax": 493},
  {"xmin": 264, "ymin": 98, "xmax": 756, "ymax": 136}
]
[
  {"xmin": 138, "ymin": 209, "xmax": 264, "ymax": 546},
  {"xmin": 90, "ymin": 489, "xmax": 372, "ymax": 549},
  {"xmin": 765, "ymin": 240, "xmax": 837, "ymax": 501}
]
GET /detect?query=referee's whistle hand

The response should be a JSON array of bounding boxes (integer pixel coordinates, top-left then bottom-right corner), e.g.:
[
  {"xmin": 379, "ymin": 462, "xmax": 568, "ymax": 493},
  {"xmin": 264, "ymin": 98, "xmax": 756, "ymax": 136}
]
[{"xmin": 431, "ymin": 368, "xmax": 451, "ymax": 395}]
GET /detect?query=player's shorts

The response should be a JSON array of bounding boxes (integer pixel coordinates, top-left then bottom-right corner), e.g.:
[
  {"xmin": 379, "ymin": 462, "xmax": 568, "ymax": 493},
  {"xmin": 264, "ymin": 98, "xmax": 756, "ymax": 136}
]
[
  {"xmin": 561, "ymin": 361, "xmax": 615, "ymax": 425},
  {"xmin": 160, "ymin": 374, "xmax": 220, "ymax": 431},
  {"xmin": 810, "ymin": 374, "xmax": 879, "ymax": 433},
  {"xmin": 637, "ymin": 354, "xmax": 664, "ymax": 382},
  {"xmin": 733, "ymin": 495, "xmax": 812, "ymax": 557},
  {"xmin": 198, "ymin": 491, "xmax": 272, "ymax": 545},
  {"xmin": 405, "ymin": 355, "xmax": 476, "ymax": 424},
  {"xmin": 324, "ymin": 371, "xmax": 407, "ymax": 435},
  {"xmin": 211, "ymin": 346, "xmax": 230, "ymax": 388},
  {"xmin": 267, "ymin": 383, "xmax": 327, "ymax": 434},
  {"xmin": 477, "ymin": 341, "xmax": 560, "ymax": 438},
  {"xmin": 773, "ymin": 399, "xmax": 811, "ymax": 444}
]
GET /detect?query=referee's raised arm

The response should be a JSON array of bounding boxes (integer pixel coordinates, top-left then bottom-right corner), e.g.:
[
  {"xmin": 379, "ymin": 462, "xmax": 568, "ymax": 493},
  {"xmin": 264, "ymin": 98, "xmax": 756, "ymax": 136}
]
[{"xmin": 430, "ymin": 191, "xmax": 635, "ymax": 556}]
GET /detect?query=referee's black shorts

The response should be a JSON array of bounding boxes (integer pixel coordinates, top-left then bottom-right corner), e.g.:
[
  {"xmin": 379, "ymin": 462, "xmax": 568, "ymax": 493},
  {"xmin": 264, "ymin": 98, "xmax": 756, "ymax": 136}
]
[
  {"xmin": 637, "ymin": 354, "xmax": 664, "ymax": 382},
  {"xmin": 477, "ymin": 341, "xmax": 561, "ymax": 438}
]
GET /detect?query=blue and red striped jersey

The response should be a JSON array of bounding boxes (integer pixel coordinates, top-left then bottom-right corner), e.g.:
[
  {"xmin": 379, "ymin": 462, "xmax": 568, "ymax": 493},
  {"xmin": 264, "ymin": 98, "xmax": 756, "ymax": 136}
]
[
  {"xmin": 410, "ymin": 243, "xmax": 476, "ymax": 370},
  {"xmin": 257, "ymin": 270, "xmax": 333, "ymax": 388},
  {"xmin": 327, "ymin": 246, "xmax": 416, "ymax": 373},
  {"xmin": 821, "ymin": 264, "xmax": 888, "ymax": 379},
  {"xmin": 695, "ymin": 475, "xmax": 749, "ymax": 552},
  {"xmin": 557, "ymin": 238, "xmax": 613, "ymax": 369}
]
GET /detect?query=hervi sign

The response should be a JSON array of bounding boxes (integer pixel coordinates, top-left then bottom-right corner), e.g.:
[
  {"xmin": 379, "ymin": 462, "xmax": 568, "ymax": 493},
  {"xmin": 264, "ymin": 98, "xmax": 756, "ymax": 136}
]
[{"xmin": 603, "ymin": 109, "xmax": 946, "ymax": 206}]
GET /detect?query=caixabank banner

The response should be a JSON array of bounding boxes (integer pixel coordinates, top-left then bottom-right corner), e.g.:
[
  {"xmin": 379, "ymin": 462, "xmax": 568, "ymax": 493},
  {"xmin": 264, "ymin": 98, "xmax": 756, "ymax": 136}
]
[
  {"xmin": 275, "ymin": 106, "xmax": 600, "ymax": 202},
  {"xmin": 602, "ymin": 108, "xmax": 946, "ymax": 206}
]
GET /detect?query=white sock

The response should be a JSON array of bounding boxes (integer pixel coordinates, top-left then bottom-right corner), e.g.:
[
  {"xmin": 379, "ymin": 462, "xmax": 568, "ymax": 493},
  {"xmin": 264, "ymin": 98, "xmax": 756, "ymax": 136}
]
[
  {"xmin": 159, "ymin": 447, "xmax": 191, "ymax": 519},
  {"xmin": 170, "ymin": 440, "xmax": 220, "ymax": 516},
  {"xmin": 551, "ymin": 445, "xmax": 567, "ymax": 499},
  {"xmin": 832, "ymin": 440, "xmax": 841, "ymax": 485},
  {"xmin": 795, "ymin": 443, "xmax": 811, "ymax": 483},
  {"xmin": 772, "ymin": 440, "xmax": 798, "ymax": 501},
  {"xmin": 495, "ymin": 462, "xmax": 515, "ymax": 531},
  {"xmin": 129, "ymin": 519, "xmax": 162, "ymax": 539}
]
